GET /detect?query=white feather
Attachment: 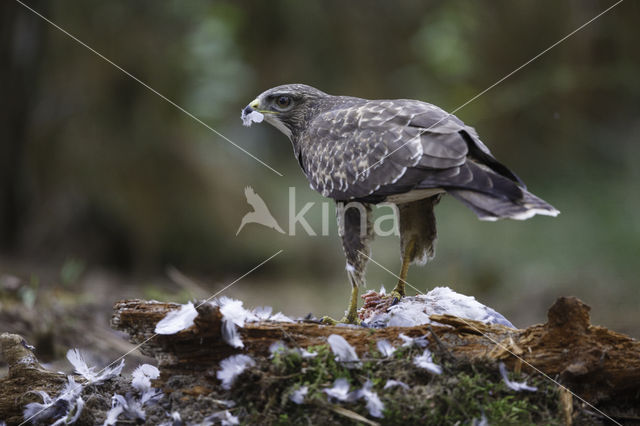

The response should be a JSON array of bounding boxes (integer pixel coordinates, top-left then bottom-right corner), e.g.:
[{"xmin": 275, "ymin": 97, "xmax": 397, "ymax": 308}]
[
  {"xmin": 413, "ymin": 349, "xmax": 442, "ymax": 375},
  {"xmin": 376, "ymin": 339, "xmax": 396, "ymax": 357},
  {"xmin": 154, "ymin": 302, "xmax": 198, "ymax": 335},
  {"xmin": 499, "ymin": 363, "xmax": 537, "ymax": 392},
  {"xmin": 327, "ymin": 334, "xmax": 361, "ymax": 368},
  {"xmin": 217, "ymin": 355, "xmax": 255, "ymax": 390},
  {"xmin": 289, "ymin": 386, "xmax": 309, "ymax": 404}
]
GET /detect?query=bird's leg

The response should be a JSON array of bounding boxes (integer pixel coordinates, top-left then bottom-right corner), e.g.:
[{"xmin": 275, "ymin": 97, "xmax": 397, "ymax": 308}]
[
  {"xmin": 322, "ymin": 201, "xmax": 372, "ymax": 325},
  {"xmin": 344, "ymin": 272, "xmax": 360, "ymax": 324},
  {"xmin": 322, "ymin": 269, "xmax": 361, "ymax": 325},
  {"xmin": 391, "ymin": 238, "xmax": 416, "ymax": 299}
]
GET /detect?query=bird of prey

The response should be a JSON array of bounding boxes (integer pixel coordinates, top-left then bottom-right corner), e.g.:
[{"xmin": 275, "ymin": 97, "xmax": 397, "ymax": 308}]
[
  {"xmin": 236, "ymin": 186, "xmax": 285, "ymax": 235},
  {"xmin": 242, "ymin": 84, "xmax": 558, "ymax": 324}
]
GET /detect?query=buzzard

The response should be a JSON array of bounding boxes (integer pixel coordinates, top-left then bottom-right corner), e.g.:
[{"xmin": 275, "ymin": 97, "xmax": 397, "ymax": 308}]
[{"xmin": 242, "ymin": 84, "xmax": 558, "ymax": 323}]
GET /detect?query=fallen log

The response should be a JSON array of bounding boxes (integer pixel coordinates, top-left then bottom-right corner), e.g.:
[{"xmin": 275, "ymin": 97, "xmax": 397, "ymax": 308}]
[
  {"xmin": 0, "ymin": 333, "xmax": 67, "ymax": 422},
  {"xmin": 111, "ymin": 296, "xmax": 640, "ymax": 404},
  {"xmin": 1, "ymin": 296, "xmax": 638, "ymax": 424}
]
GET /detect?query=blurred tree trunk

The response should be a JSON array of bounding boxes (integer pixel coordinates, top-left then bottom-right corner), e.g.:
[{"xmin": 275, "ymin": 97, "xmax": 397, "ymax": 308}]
[{"xmin": 0, "ymin": 1, "xmax": 46, "ymax": 251}]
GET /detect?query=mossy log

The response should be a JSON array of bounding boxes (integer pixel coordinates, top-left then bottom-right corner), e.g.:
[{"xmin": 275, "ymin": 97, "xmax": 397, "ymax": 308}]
[
  {"xmin": 1, "ymin": 297, "xmax": 639, "ymax": 424},
  {"xmin": 110, "ymin": 297, "xmax": 640, "ymax": 404}
]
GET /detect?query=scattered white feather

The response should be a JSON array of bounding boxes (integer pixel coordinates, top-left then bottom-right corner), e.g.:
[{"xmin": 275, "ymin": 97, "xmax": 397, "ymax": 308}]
[
  {"xmin": 379, "ymin": 285, "xmax": 387, "ymax": 296},
  {"xmin": 221, "ymin": 318, "xmax": 244, "ymax": 348},
  {"xmin": 157, "ymin": 411, "xmax": 182, "ymax": 426},
  {"xmin": 140, "ymin": 388, "xmax": 161, "ymax": 407},
  {"xmin": 102, "ymin": 387, "xmax": 161, "ymax": 426},
  {"xmin": 155, "ymin": 302, "xmax": 198, "ymax": 335},
  {"xmin": 376, "ymin": 339, "xmax": 396, "ymax": 357},
  {"xmin": 499, "ymin": 363, "xmax": 537, "ymax": 392},
  {"xmin": 24, "ymin": 376, "xmax": 85, "ymax": 425},
  {"xmin": 219, "ymin": 400, "xmax": 236, "ymax": 408},
  {"xmin": 219, "ymin": 297, "xmax": 256, "ymax": 326},
  {"xmin": 131, "ymin": 364, "xmax": 160, "ymax": 393},
  {"xmin": 218, "ymin": 298, "xmax": 294, "ymax": 349},
  {"xmin": 216, "ymin": 297, "xmax": 257, "ymax": 348},
  {"xmin": 131, "ymin": 363, "xmax": 161, "ymax": 405},
  {"xmin": 323, "ymin": 378, "xmax": 357, "ymax": 402},
  {"xmin": 472, "ymin": 413, "xmax": 489, "ymax": 426},
  {"xmin": 252, "ymin": 306, "xmax": 272, "ymax": 320},
  {"xmin": 66, "ymin": 349, "xmax": 124, "ymax": 384},
  {"xmin": 354, "ymin": 380, "xmax": 385, "ymax": 418},
  {"xmin": 299, "ymin": 348, "xmax": 318, "ymax": 358},
  {"xmin": 107, "ymin": 394, "xmax": 146, "ymax": 423},
  {"xmin": 60, "ymin": 375, "xmax": 84, "ymax": 401},
  {"xmin": 269, "ymin": 341, "xmax": 287, "ymax": 357},
  {"xmin": 384, "ymin": 380, "xmax": 410, "ymax": 390},
  {"xmin": 23, "ymin": 390, "xmax": 55, "ymax": 423},
  {"xmin": 103, "ymin": 365, "xmax": 162, "ymax": 426},
  {"xmin": 66, "ymin": 349, "xmax": 93, "ymax": 380},
  {"xmin": 413, "ymin": 349, "xmax": 442, "ymax": 375},
  {"xmin": 290, "ymin": 386, "xmax": 308, "ymax": 404},
  {"xmin": 102, "ymin": 405, "xmax": 123, "ymax": 426},
  {"xmin": 269, "ymin": 341, "xmax": 318, "ymax": 360},
  {"xmin": 241, "ymin": 109, "xmax": 264, "ymax": 127},
  {"xmin": 54, "ymin": 396, "xmax": 84, "ymax": 425},
  {"xmin": 251, "ymin": 305, "xmax": 293, "ymax": 323},
  {"xmin": 398, "ymin": 333, "xmax": 429, "ymax": 348},
  {"xmin": 323, "ymin": 378, "xmax": 386, "ymax": 417},
  {"xmin": 203, "ymin": 410, "xmax": 240, "ymax": 426},
  {"xmin": 95, "ymin": 359, "xmax": 125, "ymax": 384},
  {"xmin": 217, "ymin": 354, "xmax": 255, "ymax": 390},
  {"xmin": 269, "ymin": 312, "xmax": 294, "ymax": 322},
  {"xmin": 327, "ymin": 334, "xmax": 361, "ymax": 368}
]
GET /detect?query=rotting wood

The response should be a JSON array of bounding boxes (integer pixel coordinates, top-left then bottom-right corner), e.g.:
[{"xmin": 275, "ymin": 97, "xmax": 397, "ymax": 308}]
[
  {"xmin": 110, "ymin": 296, "xmax": 640, "ymax": 403},
  {"xmin": 0, "ymin": 333, "xmax": 67, "ymax": 423},
  {"xmin": 1, "ymin": 297, "xmax": 638, "ymax": 423}
]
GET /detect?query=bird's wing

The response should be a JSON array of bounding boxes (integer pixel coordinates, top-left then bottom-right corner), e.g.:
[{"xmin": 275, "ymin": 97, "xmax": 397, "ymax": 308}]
[{"xmin": 301, "ymin": 99, "xmax": 501, "ymax": 201}]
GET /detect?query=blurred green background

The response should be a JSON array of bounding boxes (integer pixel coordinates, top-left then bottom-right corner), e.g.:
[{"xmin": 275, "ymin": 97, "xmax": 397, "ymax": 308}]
[{"xmin": 1, "ymin": 0, "xmax": 639, "ymax": 346}]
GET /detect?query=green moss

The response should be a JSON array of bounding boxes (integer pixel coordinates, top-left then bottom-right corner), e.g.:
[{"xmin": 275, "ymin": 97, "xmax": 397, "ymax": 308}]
[{"xmin": 229, "ymin": 343, "xmax": 564, "ymax": 425}]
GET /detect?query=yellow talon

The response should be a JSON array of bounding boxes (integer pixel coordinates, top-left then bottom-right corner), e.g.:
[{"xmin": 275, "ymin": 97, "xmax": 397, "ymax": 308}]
[{"xmin": 323, "ymin": 284, "xmax": 361, "ymax": 325}]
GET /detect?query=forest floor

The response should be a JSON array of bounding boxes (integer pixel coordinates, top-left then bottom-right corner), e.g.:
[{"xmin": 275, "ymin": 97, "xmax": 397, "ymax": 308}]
[{"xmin": 3, "ymin": 290, "xmax": 640, "ymax": 425}]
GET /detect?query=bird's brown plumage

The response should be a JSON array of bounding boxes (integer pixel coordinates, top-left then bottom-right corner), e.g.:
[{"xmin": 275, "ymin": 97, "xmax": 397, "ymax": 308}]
[{"xmin": 243, "ymin": 84, "xmax": 558, "ymax": 323}]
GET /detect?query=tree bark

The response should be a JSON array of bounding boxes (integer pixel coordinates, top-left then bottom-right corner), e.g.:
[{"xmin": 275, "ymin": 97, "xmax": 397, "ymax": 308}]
[
  {"xmin": 1, "ymin": 297, "xmax": 638, "ymax": 423},
  {"xmin": 110, "ymin": 296, "xmax": 640, "ymax": 403}
]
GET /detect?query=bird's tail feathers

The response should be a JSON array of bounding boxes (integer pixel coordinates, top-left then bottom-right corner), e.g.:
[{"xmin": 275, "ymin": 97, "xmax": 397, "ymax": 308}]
[{"xmin": 447, "ymin": 189, "xmax": 559, "ymax": 221}]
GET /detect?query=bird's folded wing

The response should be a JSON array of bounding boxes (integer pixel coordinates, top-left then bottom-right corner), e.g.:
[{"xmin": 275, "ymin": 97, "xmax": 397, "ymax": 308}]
[{"xmin": 302, "ymin": 100, "xmax": 475, "ymax": 201}]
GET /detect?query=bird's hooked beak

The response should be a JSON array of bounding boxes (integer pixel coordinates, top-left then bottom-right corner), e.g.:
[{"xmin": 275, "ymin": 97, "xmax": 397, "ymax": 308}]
[
  {"xmin": 241, "ymin": 98, "xmax": 266, "ymax": 127},
  {"xmin": 243, "ymin": 98, "xmax": 261, "ymax": 116}
]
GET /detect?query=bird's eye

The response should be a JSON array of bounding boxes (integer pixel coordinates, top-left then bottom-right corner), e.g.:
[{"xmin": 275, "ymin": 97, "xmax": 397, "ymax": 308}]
[{"xmin": 275, "ymin": 95, "xmax": 292, "ymax": 109}]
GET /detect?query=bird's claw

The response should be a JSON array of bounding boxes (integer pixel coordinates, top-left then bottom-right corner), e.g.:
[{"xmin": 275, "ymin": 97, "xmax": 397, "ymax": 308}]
[
  {"xmin": 321, "ymin": 315, "xmax": 361, "ymax": 325},
  {"xmin": 321, "ymin": 316, "xmax": 339, "ymax": 325},
  {"xmin": 389, "ymin": 290, "xmax": 404, "ymax": 304}
]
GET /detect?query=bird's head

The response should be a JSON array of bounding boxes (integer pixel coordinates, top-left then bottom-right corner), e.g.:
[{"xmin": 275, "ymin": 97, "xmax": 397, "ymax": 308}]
[{"xmin": 242, "ymin": 84, "xmax": 329, "ymax": 140}]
